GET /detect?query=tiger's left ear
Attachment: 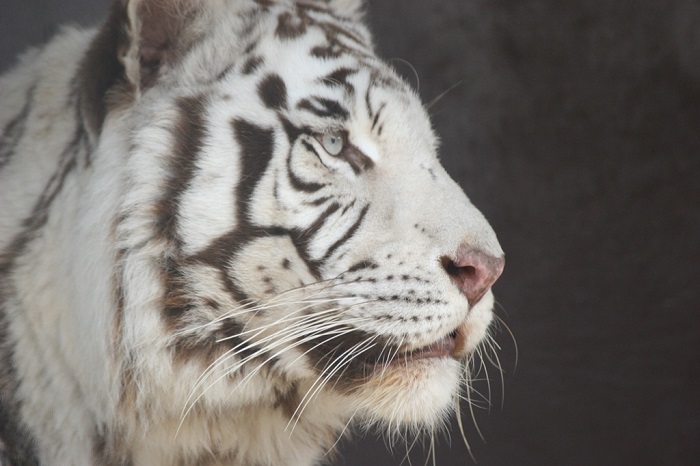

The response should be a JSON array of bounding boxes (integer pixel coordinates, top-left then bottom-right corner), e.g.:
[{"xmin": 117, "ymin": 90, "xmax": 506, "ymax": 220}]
[
  {"xmin": 77, "ymin": 0, "xmax": 198, "ymax": 140},
  {"xmin": 122, "ymin": 0, "xmax": 198, "ymax": 90}
]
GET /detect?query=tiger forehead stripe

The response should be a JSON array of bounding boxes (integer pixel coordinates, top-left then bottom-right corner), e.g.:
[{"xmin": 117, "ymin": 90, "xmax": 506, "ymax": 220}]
[
  {"xmin": 241, "ymin": 55, "xmax": 264, "ymax": 75},
  {"xmin": 319, "ymin": 67, "xmax": 357, "ymax": 94},
  {"xmin": 297, "ymin": 97, "xmax": 349, "ymax": 120},
  {"xmin": 258, "ymin": 73, "xmax": 288, "ymax": 110},
  {"xmin": 276, "ymin": 11, "xmax": 307, "ymax": 39}
]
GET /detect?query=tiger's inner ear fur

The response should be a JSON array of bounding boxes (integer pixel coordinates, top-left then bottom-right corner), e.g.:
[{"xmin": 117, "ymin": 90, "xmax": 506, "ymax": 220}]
[
  {"xmin": 122, "ymin": 0, "xmax": 199, "ymax": 90},
  {"xmin": 78, "ymin": 0, "xmax": 200, "ymax": 141}
]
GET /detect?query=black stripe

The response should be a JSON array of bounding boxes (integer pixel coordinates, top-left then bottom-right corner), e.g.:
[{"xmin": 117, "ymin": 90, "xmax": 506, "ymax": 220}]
[
  {"xmin": 287, "ymin": 231, "xmax": 323, "ymax": 279},
  {"xmin": 232, "ymin": 119, "xmax": 275, "ymax": 223},
  {"xmin": 297, "ymin": 97, "xmax": 349, "ymax": 120},
  {"xmin": 309, "ymin": 195, "xmax": 333, "ymax": 206},
  {"xmin": 364, "ymin": 85, "xmax": 374, "ymax": 121},
  {"xmin": 284, "ymin": 200, "xmax": 343, "ymax": 276},
  {"xmin": 241, "ymin": 55, "xmax": 263, "ymax": 75},
  {"xmin": 320, "ymin": 68, "xmax": 356, "ymax": 94},
  {"xmin": 0, "ymin": 84, "xmax": 35, "ymax": 173},
  {"xmin": 279, "ymin": 116, "xmax": 311, "ymax": 144},
  {"xmin": 287, "ymin": 148, "xmax": 326, "ymax": 193},
  {"xmin": 215, "ymin": 63, "xmax": 236, "ymax": 82},
  {"xmin": 347, "ymin": 260, "xmax": 378, "ymax": 273},
  {"xmin": 276, "ymin": 11, "xmax": 308, "ymax": 39},
  {"xmin": 310, "ymin": 45, "xmax": 342, "ymax": 59},
  {"xmin": 371, "ymin": 103, "xmax": 386, "ymax": 132},
  {"xmin": 0, "ymin": 122, "xmax": 85, "ymax": 466},
  {"xmin": 340, "ymin": 200, "xmax": 356, "ymax": 214},
  {"xmin": 192, "ymin": 224, "xmax": 320, "ymax": 300},
  {"xmin": 300, "ymin": 140, "xmax": 330, "ymax": 170},
  {"xmin": 155, "ymin": 96, "xmax": 208, "ymax": 333},
  {"xmin": 154, "ymin": 95, "xmax": 208, "ymax": 247},
  {"xmin": 258, "ymin": 73, "xmax": 288, "ymax": 110},
  {"xmin": 321, "ymin": 22, "xmax": 367, "ymax": 48},
  {"xmin": 186, "ymin": 119, "xmax": 276, "ymax": 304},
  {"xmin": 308, "ymin": 202, "xmax": 342, "ymax": 234},
  {"xmin": 321, "ymin": 203, "xmax": 369, "ymax": 262}
]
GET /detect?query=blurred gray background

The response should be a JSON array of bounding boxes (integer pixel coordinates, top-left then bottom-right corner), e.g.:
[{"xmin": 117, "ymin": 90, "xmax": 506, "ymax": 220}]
[{"xmin": 2, "ymin": 1, "xmax": 699, "ymax": 464}]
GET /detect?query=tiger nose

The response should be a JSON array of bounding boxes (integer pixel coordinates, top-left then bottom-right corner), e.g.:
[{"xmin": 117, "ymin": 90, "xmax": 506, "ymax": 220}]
[{"xmin": 441, "ymin": 247, "xmax": 505, "ymax": 306}]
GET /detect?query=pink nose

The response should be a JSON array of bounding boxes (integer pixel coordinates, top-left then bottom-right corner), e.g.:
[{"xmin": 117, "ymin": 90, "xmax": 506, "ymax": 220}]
[{"xmin": 441, "ymin": 247, "xmax": 505, "ymax": 306}]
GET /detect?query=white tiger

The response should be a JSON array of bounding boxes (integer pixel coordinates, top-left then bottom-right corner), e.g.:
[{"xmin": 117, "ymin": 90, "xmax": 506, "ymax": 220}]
[{"xmin": 0, "ymin": 0, "xmax": 505, "ymax": 464}]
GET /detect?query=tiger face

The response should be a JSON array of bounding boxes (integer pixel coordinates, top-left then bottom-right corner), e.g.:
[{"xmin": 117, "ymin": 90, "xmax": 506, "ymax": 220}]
[{"xmin": 0, "ymin": 0, "xmax": 504, "ymax": 463}]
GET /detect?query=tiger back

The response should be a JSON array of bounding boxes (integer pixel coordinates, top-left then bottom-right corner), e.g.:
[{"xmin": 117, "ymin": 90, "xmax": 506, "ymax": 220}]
[{"xmin": 0, "ymin": 1, "xmax": 504, "ymax": 465}]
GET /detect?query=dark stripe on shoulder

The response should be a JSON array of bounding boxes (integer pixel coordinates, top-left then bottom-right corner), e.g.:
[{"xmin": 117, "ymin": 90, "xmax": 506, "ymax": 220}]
[
  {"xmin": 154, "ymin": 94, "xmax": 208, "ymax": 246},
  {"xmin": 0, "ymin": 84, "xmax": 35, "ymax": 173},
  {"xmin": 297, "ymin": 97, "xmax": 349, "ymax": 120},
  {"xmin": 258, "ymin": 74, "xmax": 288, "ymax": 110},
  {"xmin": 1, "ymin": 129, "xmax": 84, "ymax": 269},
  {"xmin": 0, "ymin": 122, "xmax": 85, "ymax": 466}
]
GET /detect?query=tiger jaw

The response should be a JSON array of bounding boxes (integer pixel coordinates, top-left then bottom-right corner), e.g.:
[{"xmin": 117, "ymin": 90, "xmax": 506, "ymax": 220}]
[{"xmin": 363, "ymin": 321, "xmax": 474, "ymax": 370}]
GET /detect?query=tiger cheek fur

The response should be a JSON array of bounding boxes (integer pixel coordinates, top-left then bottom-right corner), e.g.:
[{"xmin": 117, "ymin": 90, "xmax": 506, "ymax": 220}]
[{"xmin": 0, "ymin": 1, "xmax": 504, "ymax": 465}]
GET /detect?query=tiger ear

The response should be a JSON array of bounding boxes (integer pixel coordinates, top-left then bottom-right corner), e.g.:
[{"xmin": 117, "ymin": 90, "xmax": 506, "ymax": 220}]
[
  {"xmin": 328, "ymin": 0, "xmax": 365, "ymax": 17},
  {"xmin": 122, "ymin": 0, "xmax": 196, "ymax": 90}
]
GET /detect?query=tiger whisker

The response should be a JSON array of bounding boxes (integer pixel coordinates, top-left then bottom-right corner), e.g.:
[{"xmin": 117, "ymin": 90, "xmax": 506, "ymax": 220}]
[
  {"xmin": 461, "ymin": 365, "xmax": 487, "ymax": 444},
  {"xmin": 288, "ymin": 336, "xmax": 378, "ymax": 433},
  {"xmin": 184, "ymin": 308, "xmax": 348, "ymax": 400},
  {"xmin": 454, "ymin": 393, "xmax": 474, "ymax": 463},
  {"xmin": 493, "ymin": 312, "xmax": 518, "ymax": 372},
  {"xmin": 426, "ymin": 79, "xmax": 464, "ymax": 111},
  {"xmin": 190, "ymin": 310, "xmax": 374, "ymax": 407},
  {"xmin": 178, "ymin": 320, "xmax": 365, "ymax": 437},
  {"xmin": 324, "ymin": 407, "xmax": 361, "ymax": 457},
  {"xmin": 184, "ymin": 311, "xmax": 362, "ymax": 410},
  {"xmin": 483, "ymin": 333, "xmax": 506, "ymax": 409},
  {"xmin": 181, "ymin": 310, "xmax": 355, "ymax": 404}
]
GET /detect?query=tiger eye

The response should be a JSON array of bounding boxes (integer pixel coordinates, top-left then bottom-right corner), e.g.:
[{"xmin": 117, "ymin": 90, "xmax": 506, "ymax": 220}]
[{"xmin": 321, "ymin": 132, "xmax": 344, "ymax": 156}]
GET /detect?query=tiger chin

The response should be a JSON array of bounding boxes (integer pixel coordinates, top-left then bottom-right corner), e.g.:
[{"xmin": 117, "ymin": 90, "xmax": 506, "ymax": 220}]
[{"xmin": 0, "ymin": 0, "xmax": 504, "ymax": 465}]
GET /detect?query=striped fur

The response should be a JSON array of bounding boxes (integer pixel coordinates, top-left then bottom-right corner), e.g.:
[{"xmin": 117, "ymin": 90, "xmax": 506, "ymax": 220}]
[{"xmin": 0, "ymin": 1, "xmax": 504, "ymax": 465}]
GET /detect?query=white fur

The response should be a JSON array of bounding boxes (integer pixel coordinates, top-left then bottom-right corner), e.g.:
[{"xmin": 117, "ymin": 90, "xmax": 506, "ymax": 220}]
[{"xmin": 0, "ymin": 1, "xmax": 503, "ymax": 465}]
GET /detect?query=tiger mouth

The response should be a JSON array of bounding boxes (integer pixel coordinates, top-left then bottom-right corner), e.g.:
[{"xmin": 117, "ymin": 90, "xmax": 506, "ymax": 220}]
[{"xmin": 365, "ymin": 324, "xmax": 468, "ymax": 368}]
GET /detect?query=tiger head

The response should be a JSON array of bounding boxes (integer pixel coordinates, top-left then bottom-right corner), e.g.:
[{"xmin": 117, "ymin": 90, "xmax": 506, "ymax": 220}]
[{"xmin": 93, "ymin": 0, "xmax": 504, "ymax": 443}]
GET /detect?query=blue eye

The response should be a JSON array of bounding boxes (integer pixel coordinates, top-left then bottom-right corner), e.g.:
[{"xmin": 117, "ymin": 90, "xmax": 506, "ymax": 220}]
[{"xmin": 321, "ymin": 132, "xmax": 344, "ymax": 156}]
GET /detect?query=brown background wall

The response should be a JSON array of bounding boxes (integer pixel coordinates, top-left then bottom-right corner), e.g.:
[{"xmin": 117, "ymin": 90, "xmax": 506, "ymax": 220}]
[{"xmin": 2, "ymin": 1, "xmax": 698, "ymax": 464}]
